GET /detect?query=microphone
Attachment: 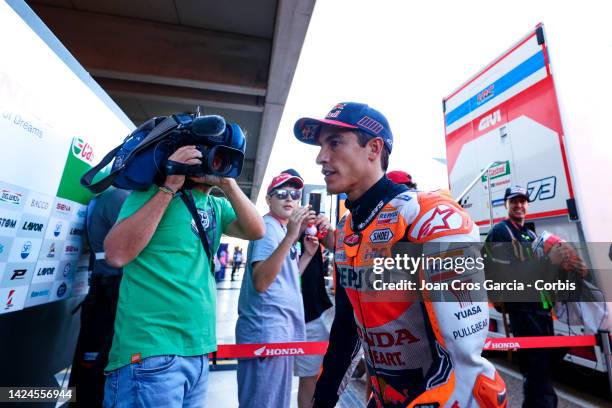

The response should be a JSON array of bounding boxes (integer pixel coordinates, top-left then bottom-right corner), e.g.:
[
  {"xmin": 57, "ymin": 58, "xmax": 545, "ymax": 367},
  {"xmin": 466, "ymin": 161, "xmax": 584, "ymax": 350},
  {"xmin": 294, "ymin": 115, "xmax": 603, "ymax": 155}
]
[{"xmin": 191, "ymin": 115, "xmax": 226, "ymax": 137}]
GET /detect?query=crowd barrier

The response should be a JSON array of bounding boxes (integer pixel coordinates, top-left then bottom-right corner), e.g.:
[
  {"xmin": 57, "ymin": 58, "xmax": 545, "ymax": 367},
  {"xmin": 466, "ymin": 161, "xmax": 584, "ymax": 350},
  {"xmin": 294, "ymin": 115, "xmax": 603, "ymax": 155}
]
[{"xmin": 210, "ymin": 332, "xmax": 612, "ymax": 395}]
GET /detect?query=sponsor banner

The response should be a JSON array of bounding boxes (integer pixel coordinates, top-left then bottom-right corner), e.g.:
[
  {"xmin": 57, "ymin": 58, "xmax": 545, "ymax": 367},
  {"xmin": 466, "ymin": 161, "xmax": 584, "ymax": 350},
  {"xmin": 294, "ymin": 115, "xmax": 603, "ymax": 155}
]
[
  {"xmin": 0, "ymin": 236, "xmax": 11, "ymax": 262},
  {"xmin": 7, "ymin": 237, "xmax": 42, "ymax": 263},
  {"xmin": 24, "ymin": 190, "xmax": 54, "ymax": 218},
  {"xmin": 0, "ymin": 181, "xmax": 27, "ymax": 211},
  {"xmin": 49, "ymin": 280, "xmax": 72, "ymax": 302},
  {"xmin": 1, "ymin": 263, "xmax": 35, "ymax": 288},
  {"xmin": 52, "ymin": 198, "xmax": 75, "ymax": 219},
  {"xmin": 24, "ymin": 282, "xmax": 53, "ymax": 307},
  {"xmin": 45, "ymin": 217, "xmax": 68, "ymax": 240},
  {"xmin": 61, "ymin": 241, "xmax": 82, "ymax": 261},
  {"xmin": 0, "ymin": 208, "xmax": 22, "ymax": 238},
  {"xmin": 38, "ymin": 239, "xmax": 61, "ymax": 260},
  {"xmin": 0, "ymin": 286, "xmax": 28, "ymax": 314},
  {"xmin": 16, "ymin": 214, "xmax": 48, "ymax": 238},
  {"xmin": 56, "ymin": 139, "xmax": 96, "ymax": 205},
  {"xmin": 31, "ymin": 260, "xmax": 60, "ymax": 284},
  {"xmin": 483, "ymin": 335, "xmax": 596, "ymax": 350}
]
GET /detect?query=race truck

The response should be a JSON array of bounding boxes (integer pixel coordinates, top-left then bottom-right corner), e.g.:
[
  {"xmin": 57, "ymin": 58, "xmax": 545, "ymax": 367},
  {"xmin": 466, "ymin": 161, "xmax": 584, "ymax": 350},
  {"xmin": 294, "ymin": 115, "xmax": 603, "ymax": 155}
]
[{"xmin": 442, "ymin": 23, "xmax": 612, "ymax": 372}]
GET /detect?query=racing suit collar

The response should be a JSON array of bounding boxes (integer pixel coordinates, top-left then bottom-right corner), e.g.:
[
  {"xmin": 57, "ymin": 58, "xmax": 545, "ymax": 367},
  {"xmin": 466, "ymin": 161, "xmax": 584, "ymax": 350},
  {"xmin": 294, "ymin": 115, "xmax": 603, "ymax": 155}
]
[{"xmin": 345, "ymin": 175, "xmax": 407, "ymax": 231}]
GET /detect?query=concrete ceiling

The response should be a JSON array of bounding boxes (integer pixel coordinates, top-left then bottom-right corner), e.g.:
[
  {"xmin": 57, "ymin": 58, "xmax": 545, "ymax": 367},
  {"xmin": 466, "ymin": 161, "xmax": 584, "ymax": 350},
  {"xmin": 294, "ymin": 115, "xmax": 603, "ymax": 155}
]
[{"xmin": 26, "ymin": 0, "xmax": 316, "ymax": 200}]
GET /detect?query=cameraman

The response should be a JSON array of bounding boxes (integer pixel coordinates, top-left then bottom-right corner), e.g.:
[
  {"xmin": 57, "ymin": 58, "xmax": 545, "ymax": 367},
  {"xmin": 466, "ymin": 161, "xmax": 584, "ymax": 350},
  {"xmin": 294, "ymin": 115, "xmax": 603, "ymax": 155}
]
[{"xmin": 102, "ymin": 145, "xmax": 264, "ymax": 407}]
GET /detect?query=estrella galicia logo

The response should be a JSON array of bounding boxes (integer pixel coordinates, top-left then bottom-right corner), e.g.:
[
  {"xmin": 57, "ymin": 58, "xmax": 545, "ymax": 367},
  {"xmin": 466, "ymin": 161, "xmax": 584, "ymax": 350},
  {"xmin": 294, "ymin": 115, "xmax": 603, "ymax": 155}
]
[
  {"xmin": 54, "ymin": 222, "xmax": 62, "ymax": 237},
  {"xmin": 21, "ymin": 241, "xmax": 32, "ymax": 259},
  {"xmin": 57, "ymin": 282, "xmax": 67, "ymax": 298}
]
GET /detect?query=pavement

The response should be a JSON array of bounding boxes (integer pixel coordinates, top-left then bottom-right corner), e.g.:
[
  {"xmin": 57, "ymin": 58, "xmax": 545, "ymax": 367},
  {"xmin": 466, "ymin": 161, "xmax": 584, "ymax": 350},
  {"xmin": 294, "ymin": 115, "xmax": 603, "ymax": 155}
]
[{"xmin": 209, "ymin": 276, "xmax": 612, "ymax": 407}]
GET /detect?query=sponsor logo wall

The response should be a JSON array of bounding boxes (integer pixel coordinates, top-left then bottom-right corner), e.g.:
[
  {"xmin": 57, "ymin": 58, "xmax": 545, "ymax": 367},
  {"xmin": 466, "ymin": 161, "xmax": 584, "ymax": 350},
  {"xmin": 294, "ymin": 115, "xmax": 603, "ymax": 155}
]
[{"xmin": 0, "ymin": 180, "xmax": 87, "ymax": 314}]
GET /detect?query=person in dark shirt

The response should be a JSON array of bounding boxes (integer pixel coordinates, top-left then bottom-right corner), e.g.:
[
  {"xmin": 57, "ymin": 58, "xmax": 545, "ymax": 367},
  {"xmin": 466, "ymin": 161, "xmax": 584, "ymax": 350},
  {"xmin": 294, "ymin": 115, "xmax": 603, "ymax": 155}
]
[
  {"xmin": 484, "ymin": 186, "xmax": 565, "ymax": 408},
  {"xmin": 69, "ymin": 187, "xmax": 130, "ymax": 408}
]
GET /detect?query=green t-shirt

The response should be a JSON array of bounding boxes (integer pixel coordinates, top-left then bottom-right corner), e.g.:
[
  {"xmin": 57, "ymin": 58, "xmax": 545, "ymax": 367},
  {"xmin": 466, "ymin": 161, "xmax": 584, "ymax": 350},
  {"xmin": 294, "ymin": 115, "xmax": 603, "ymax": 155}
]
[{"xmin": 106, "ymin": 187, "xmax": 236, "ymax": 371}]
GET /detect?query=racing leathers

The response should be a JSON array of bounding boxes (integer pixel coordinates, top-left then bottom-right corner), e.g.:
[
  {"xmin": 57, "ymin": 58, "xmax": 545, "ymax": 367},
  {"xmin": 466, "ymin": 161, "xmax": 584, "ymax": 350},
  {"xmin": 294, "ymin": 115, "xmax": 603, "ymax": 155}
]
[{"xmin": 313, "ymin": 176, "xmax": 506, "ymax": 408}]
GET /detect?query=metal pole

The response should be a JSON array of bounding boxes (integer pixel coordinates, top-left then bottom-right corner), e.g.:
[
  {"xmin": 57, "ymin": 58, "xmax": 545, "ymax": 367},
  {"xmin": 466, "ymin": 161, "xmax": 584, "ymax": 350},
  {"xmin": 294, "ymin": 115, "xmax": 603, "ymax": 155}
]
[
  {"xmin": 487, "ymin": 167, "xmax": 494, "ymax": 229},
  {"xmin": 598, "ymin": 330, "xmax": 612, "ymax": 397}
]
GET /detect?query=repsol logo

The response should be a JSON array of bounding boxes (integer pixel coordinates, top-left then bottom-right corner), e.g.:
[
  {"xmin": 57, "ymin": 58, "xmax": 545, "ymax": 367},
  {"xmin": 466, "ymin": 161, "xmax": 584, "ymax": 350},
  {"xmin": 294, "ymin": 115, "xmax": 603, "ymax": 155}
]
[
  {"xmin": 338, "ymin": 266, "xmax": 362, "ymax": 289},
  {"xmin": 478, "ymin": 109, "xmax": 501, "ymax": 131},
  {"xmin": 22, "ymin": 221, "xmax": 44, "ymax": 232},
  {"xmin": 37, "ymin": 267, "xmax": 55, "ymax": 276},
  {"xmin": 0, "ymin": 217, "xmax": 17, "ymax": 229}
]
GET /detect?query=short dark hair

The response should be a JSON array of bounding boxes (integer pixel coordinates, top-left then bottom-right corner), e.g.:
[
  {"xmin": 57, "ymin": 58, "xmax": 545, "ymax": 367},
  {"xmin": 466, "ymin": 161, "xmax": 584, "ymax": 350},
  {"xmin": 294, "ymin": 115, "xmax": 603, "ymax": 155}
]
[{"xmin": 355, "ymin": 131, "xmax": 389, "ymax": 171}]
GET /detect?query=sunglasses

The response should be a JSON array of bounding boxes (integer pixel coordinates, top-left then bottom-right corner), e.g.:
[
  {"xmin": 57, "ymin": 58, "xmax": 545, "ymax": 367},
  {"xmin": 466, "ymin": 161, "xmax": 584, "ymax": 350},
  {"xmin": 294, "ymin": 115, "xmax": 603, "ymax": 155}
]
[{"xmin": 269, "ymin": 189, "xmax": 302, "ymax": 201}]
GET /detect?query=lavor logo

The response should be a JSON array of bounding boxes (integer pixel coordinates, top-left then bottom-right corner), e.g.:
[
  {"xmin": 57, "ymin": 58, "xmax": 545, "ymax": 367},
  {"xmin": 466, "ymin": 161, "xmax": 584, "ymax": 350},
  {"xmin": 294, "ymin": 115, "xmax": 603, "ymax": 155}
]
[
  {"xmin": 22, "ymin": 221, "xmax": 44, "ymax": 232},
  {"xmin": 369, "ymin": 228, "xmax": 393, "ymax": 243},
  {"xmin": 37, "ymin": 267, "xmax": 55, "ymax": 276},
  {"xmin": 0, "ymin": 189, "xmax": 22, "ymax": 205},
  {"xmin": 72, "ymin": 137, "xmax": 95, "ymax": 163},
  {"xmin": 253, "ymin": 346, "xmax": 305, "ymax": 357},
  {"xmin": 70, "ymin": 227, "xmax": 83, "ymax": 236},
  {"xmin": 478, "ymin": 109, "xmax": 501, "ymax": 131},
  {"xmin": 484, "ymin": 340, "xmax": 520, "ymax": 350}
]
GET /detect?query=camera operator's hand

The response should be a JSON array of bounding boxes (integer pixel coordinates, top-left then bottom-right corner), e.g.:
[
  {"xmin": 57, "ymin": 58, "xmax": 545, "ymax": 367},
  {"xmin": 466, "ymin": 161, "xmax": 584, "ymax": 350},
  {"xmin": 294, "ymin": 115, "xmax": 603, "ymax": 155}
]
[
  {"xmin": 287, "ymin": 206, "xmax": 312, "ymax": 242},
  {"xmin": 164, "ymin": 145, "xmax": 202, "ymax": 192}
]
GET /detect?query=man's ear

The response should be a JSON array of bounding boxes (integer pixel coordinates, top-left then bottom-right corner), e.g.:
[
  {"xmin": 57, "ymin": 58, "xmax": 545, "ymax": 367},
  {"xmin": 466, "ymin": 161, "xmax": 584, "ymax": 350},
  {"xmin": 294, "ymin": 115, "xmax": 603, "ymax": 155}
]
[
  {"xmin": 367, "ymin": 138, "xmax": 384, "ymax": 161},
  {"xmin": 265, "ymin": 195, "xmax": 271, "ymax": 206}
]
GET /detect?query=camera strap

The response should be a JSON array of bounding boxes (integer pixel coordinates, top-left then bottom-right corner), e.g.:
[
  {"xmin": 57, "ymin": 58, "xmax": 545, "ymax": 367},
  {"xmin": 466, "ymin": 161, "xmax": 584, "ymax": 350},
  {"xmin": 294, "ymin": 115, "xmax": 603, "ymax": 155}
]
[{"xmin": 180, "ymin": 189, "xmax": 214, "ymax": 275}]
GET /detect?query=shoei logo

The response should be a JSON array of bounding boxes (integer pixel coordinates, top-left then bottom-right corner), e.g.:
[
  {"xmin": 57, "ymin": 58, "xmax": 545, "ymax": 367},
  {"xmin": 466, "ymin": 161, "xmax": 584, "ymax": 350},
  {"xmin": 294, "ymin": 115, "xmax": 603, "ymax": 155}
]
[
  {"xmin": 72, "ymin": 137, "xmax": 95, "ymax": 163},
  {"xmin": 253, "ymin": 346, "xmax": 305, "ymax": 357},
  {"xmin": 21, "ymin": 241, "xmax": 32, "ymax": 259},
  {"xmin": 369, "ymin": 228, "xmax": 393, "ymax": 243},
  {"xmin": 484, "ymin": 340, "xmax": 520, "ymax": 350},
  {"xmin": 0, "ymin": 189, "xmax": 22, "ymax": 205},
  {"xmin": 478, "ymin": 109, "xmax": 501, "ymax": 132}
]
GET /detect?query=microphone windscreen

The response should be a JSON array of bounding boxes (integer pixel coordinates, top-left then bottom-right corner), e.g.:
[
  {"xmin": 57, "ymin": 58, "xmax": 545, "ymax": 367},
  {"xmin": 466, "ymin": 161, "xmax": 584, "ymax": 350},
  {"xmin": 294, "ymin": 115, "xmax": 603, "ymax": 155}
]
[{"xmin": 191, "ymin": 115, "xmax": 226, "ymax": 137}]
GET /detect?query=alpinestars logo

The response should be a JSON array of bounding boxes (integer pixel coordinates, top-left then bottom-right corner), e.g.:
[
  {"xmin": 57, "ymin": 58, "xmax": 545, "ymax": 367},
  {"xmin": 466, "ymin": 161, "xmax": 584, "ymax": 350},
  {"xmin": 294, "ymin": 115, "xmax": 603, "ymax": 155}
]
[
  {"xmin": 253, "ymin": 346, "xmax": 305, "ymax": 357},
  {"xmin": 416, "ymin": 207, "xmax": 456, "ymax": 240},
  {"xmin": 484, "ymin": 340, "xmax": 520, "ymax": 350}
]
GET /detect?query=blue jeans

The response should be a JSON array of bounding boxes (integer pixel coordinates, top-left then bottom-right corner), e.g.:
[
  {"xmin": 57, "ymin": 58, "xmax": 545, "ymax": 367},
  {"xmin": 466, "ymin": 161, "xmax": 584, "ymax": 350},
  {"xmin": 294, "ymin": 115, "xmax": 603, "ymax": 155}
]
[{"xmin": 103, "ymin": 355, "xmax": 209, "ymax": 408}]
